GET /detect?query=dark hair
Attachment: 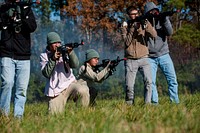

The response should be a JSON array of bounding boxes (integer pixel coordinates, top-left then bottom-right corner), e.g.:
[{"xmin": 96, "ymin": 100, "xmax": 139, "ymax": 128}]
[{"xmin": 126, "ymin": 5, "xmax": 138, "ymax": 15}]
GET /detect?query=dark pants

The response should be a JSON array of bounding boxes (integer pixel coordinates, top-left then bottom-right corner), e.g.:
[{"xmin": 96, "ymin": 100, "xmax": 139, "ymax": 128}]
[{"xmin": 89, "ymin": 87, "xmax": 98, "ymax": 106}]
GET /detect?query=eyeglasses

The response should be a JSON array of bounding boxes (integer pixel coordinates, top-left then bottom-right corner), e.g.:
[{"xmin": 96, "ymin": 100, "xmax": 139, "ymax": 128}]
[{"xmin": 129, "ymin": 13, "xmax": 138, "ymax": 15}]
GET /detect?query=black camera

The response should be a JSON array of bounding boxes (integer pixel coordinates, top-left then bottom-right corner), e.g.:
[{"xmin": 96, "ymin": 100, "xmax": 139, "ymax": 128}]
[{"xmin": 0, "ymin": 0, "xmax": 39, "ymax": 33}]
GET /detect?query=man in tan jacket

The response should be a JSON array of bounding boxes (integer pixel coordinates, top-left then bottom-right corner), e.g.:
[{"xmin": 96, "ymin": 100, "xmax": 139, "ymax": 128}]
[{"xmin": 120, "ymin": 5, "xmax": 157, "ymax": 105}]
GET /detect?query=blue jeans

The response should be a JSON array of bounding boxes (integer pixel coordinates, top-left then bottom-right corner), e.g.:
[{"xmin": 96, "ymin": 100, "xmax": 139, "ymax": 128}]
[
  {"xmin": 0, "ymin": 57, "xmax": 30, "ymax": 118},
  {"xmin": 148, "ymin": 54, "xmax": 179, "ymax": 104},
  {"xmin": 125, "ymin": 57, "xmax": 152, "ymax": 104}
]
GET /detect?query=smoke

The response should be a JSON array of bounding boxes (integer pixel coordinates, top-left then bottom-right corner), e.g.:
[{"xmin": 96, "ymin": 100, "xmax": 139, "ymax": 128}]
[
  {"xmin": 0, "ymin": 6, "xmax": 125, "ymax": 84},
  {"xmin": 30, "ymin": 17, "xmax": 125, "ymax": 80}
]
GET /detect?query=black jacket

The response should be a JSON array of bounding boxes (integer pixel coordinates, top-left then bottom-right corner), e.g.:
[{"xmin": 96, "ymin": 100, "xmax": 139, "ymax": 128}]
[{"xmin": 0, "ymin": 5, "xmax": 37, "ymax": 60}]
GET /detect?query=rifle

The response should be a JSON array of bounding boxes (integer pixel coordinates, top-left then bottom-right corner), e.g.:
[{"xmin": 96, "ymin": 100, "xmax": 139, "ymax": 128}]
[
  {"xmin": 154, "ymin": 9, "xmax": 179, "ymax": 19},
  {"xmin": 129, "ymin": 9, "xmax": 178, "ymax": 29},
  {"xmin": 57, "ymin": 40, "xmax": 84, "ymax": 73},
  {"xmin": 0, "ymin": 0, "xmax": 40, "ymax": 33},
  {"xmin": 57, "ymin": 40, "xmax": 84, "ymax": 53},
  {"xmin": 94, "ymin": 56, "xmax": 127, "ymax": 79}
]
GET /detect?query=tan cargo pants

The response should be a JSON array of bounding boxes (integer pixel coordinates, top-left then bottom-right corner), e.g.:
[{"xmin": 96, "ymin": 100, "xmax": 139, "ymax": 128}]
[{"xmin": 48, "ymin": 81, "xmax": 90, "ymax": 115}]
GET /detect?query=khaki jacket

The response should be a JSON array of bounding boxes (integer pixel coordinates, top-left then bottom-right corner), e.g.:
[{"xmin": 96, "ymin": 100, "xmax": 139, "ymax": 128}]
[
  {"xmin": 78, "ymin": 63, "xmax": 109, "ymax": 88},
  {"xmin": 121, "ymin": 20, "xmax": 157, "ymax": 59}
]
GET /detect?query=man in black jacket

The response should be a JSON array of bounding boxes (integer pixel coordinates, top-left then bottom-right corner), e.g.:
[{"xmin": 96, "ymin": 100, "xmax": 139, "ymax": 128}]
[{"xmin": 0, "ymin": 0, "xmax": 37, "ymax": 119}]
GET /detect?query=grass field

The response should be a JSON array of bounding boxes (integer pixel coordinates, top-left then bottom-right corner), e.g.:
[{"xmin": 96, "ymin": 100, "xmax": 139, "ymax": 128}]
[{"xmin": 0, "ymin": 94, "xmax": 200, "ymax": 133}]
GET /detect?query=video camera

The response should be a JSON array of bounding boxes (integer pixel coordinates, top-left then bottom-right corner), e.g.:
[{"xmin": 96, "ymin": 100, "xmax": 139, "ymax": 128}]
[
  {"xmin": 0, "ymin": 0, "xmax": 40, "ymax": 33},
  {"xmin": 57, "ymin": 40, "xmax": 84, "ymax": 53}
]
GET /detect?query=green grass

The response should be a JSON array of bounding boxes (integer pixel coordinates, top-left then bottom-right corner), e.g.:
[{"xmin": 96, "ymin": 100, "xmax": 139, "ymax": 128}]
[{"xmin": 1, "ymin": 94, "xmax": 200, "ymax": 133}]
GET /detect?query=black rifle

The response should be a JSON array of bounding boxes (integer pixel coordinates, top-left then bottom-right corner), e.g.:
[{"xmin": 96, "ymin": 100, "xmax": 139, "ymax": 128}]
[
  {"xmin": 127, "ymin": 9, "xmax": 178, "ymax": 29},
  {"xmin": 127, "ymin": 13, "xmax": 153, "ymax": 29},
  {"xmin": 57, "ymin": 40, "xmax": 84, "ymax": 73},
  {"xmin": 154, "ymin": 10, "xmax": 179, "ymax": 19},
  {"xmin": 94, "ymin": 56, "xmax": 127, "ymax": 79},
  {"xmin": 57, "ymin": 40, "xmax": 84, "ymax": 53},
  {"xmin": 0, "ymin": 0, "xmax": 40, "ymax": 33}
]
